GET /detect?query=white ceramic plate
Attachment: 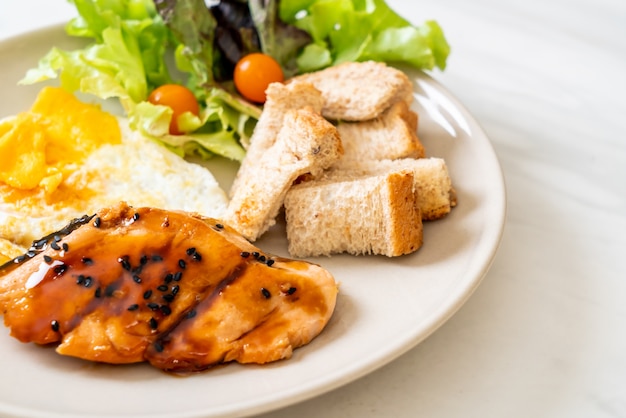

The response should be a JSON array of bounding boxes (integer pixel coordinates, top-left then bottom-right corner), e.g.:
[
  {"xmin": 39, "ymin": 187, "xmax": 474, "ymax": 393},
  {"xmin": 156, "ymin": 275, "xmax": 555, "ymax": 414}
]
[{"xmin": 0, "ymin": 26, "xmax": 506, "ymax": 418}]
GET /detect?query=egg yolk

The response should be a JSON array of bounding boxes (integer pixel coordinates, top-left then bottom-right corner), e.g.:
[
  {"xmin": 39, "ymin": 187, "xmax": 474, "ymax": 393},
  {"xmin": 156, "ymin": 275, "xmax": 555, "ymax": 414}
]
[{"xmin": 0, "ymin": 87, "xmax": 121, "ymax": 195}]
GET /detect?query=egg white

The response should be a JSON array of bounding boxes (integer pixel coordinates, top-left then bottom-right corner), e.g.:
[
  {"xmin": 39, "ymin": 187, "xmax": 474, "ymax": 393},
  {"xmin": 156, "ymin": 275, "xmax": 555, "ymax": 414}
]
[{"xmin": 0, "ymin": 118, "xmax": 229, "ymax": 249}]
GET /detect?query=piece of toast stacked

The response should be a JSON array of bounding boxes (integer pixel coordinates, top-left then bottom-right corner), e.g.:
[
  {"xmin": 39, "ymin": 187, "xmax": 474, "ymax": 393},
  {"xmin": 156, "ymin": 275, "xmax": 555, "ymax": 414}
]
[{"xmin": 225, "ymin": 61, "xmax": 456, "ymax": 257}]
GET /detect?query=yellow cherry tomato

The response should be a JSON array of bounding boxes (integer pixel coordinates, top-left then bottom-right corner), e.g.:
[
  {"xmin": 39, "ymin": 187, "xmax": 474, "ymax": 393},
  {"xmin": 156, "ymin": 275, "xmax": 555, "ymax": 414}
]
[
  {"xmin": 234, "ymin": 53, "xmax": 284, "ymax": 103},
  {"xmin": 148, "ymin": 84, "xmax": 200, "ymax": 135}
]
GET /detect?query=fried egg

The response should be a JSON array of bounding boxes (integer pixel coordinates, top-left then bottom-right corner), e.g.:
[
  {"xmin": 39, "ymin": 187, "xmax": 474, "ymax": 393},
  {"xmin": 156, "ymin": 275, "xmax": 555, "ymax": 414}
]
[{"xmin": 0, "ymin": 88, "xmax": 229, "ymax": 250}]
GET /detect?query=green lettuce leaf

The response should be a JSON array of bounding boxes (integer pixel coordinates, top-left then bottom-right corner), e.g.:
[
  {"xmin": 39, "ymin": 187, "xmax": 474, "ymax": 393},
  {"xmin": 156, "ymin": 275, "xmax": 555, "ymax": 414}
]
[
  {"xmin": 20, "ymin": 0, "xmax": 169, "ymax": 109},
  {"xmin": 150, "ymin": 0, "xmax": 262, "ymax": 159},
  {"xmin": 248, "ymin": 0, "xmax": 312, "ymax": 77},
  {"xmin": 154, "ymin": 0, "xmax": 218, "ymax": 90},
  {"xmin": 66, "ymin": 0, "xmax": 171, "ymax": 95},
  {"xmin": 130, "ymin": 101, "xmax": 248, "ymax": 162},
  {"xmin": 19, "ymin": 45, "xmax": 136, "ymax": 110},
  {"xmin": 130, "ymin": 87, "xmax": 259, "ymax": 162},
  {"xmin": 280, "ymin": 0, "xmax": 450, "ymax": 72}
]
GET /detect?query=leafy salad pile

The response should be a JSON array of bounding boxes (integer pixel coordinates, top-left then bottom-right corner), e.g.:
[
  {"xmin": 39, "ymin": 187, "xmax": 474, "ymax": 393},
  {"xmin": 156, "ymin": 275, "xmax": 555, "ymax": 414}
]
[{"xmin": 21, "ymin": 0, "xmax": 450, "ymax": 162}]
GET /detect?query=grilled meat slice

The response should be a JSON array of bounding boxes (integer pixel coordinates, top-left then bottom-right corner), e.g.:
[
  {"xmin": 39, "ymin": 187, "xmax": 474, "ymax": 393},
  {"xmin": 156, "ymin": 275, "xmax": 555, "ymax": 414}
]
[
  {"xmin": 146, "ymin": 259, "xmax": 335, "ymax": 371},
  {"xmin": 0, "ymin": 202, "xmax": 337, "ymax": 372}
]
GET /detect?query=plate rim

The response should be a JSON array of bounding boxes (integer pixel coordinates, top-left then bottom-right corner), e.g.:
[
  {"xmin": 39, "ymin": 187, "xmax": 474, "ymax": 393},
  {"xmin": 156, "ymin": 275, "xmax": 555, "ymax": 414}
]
[{"xmin": 0, "ymin": 23, "xmax": 506, "ymax": 418}]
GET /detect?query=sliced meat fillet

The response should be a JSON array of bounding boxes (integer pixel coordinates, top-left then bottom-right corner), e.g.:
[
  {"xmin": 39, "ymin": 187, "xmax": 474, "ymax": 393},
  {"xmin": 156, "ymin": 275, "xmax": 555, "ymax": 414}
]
[{"xmin": 0, "ymin": 202, "xmax": 337, "ymax": 372}]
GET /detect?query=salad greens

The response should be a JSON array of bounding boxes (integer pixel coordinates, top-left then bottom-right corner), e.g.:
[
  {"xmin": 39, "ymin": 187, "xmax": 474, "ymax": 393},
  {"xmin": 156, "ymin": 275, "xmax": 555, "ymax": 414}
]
[
  {"xmin": 247, "ymin": 0, "xmax": 313, "ymax": 78},
  {"xmin": 280, "ymin": 0, "xmax": 450, "ymax": 72},
  {"xmin": 20, "ymin": 0, "xmax": 450, "ymax": 162}
]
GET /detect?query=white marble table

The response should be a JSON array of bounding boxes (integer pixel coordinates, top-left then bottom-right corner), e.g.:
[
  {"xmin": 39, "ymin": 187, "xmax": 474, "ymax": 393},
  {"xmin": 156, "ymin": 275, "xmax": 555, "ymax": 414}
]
[{"xmin": 1, "ymin": 1, "xmax": 624, "ymax": 417}]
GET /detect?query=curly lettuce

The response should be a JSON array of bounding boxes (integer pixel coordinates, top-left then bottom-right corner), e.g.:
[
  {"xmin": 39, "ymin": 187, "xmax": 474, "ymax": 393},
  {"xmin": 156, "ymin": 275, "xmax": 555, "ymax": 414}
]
[
  {"xmin": 18, "ymin": 0, "xmax": 450, "ymax": 163},
  {"xmin": 280, "ymin": 0, "xmax": 450, "ymax": 73},
  {"xmin": 19, "ymin": 0, "xmax": 254, "ymax": 162}
]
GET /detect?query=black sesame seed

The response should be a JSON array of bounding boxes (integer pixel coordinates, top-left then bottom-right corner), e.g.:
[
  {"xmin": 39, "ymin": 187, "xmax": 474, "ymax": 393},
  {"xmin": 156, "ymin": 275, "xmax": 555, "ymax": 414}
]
[
  {"xmin": 127, "ymin": 304, "xmax": 139, "ymax": 311},
  {"xmin": 258, "ymin": 255, "xmax": 266, "ymax": 262},
  {"xmin": 240, "ymin": 251, "xmax": 250, "ymax": 258},
  {"xmin": 82, "ymin": 257, "xmax": 93, "ymax": 265},
  {"xmin": 15, "ymin": 255, "xmax": 26, "ymax": 263},
  {"xmin": 76, "ymin": 275, "xmax": 85, "ymax": 285},
  {"xmin": 133, "ymin": 212, "xmax": 140, "ymax": 221},
  {"xmin": 178, "ymin": 259, "xmax": 186, "ymax": 269},
  {"xmin": 173, "ymin": 272, "xmax": 182, "ymax": 282},
  {"xmin": 287, "ymin": 287, "xmax": 297, "ymax": 295},
  {"xmin": 118, "ymin": 256, "xmax": 131, "ymax": 271},
  {"xmin": 43, "ymin": 255, "xmax": 53, "ymax": 264},
  {"xmin": 132, "ymin": 275, "xmax": 142, "ymax": 284},
  {"xmin": 140, "ymin": 255, "xmax": 149, "ymax": 265},
  {"xmin": 192, "ymin": 252, "xmax": 202, "ymax": 261},
  {"xmin": 266, "ymin": 259, "xmax": 275, "ymax": 267},
  {"xmin": 94, "ymin": 288, "xmax": 102, "ymax": 298},
  {"xmin": 164, "ymin": 273, "xmax": 173, "ymax": 284},
  {"xmin": 252, "ymin": 252, "xmax": 260, "ymax": 259},
  {"xmin": 261, "ymin": 288, "xmax": 271, "ymax": 299},
  {"xmin": 162, "ymin": 294, "xmax": 175, "ymax": 303},
  {"xmin": 53, "ymin": 264, "xmax": 67, "ymax": 275},
  {"xmin": 147, "ymin": 303, "xmax": 160, "ymax": 311},
  {"xmin": 53, "ymin": 235, "xmax": 62, "ymax": 243},
  {"xmin": 153, "ymin": 341, "xmax": 164, "ymax": 353},
  {"xmin": 84, "ymin": 276, "xmax": 93, "ymax": 288},
  {"xmin": 152, "ymin": 254, "xmax": 163, "ymax": 262},
  {"xmin": 171, "ymin": 285, "xmax": 179, "ymax": 295},
  {"xmin": 51, "ymin": 320, "xmax": 60, "ymax": 332},
  {"xmin": 93, "ymin": 217, "xmax": 101, "ymax": 228},
  {"xmin": 160, "ymin": 305, "xmax": 172, "ymax": 316},
  {"xmin": 62, "ymin": 243, "xmax": 69, "ymax": 252},
  {"xmin": 143, "ymin": 290, "xmax": 153, "ymax": 299},
  {"xmin": 51, "ymin": 242, "xmax": 61, "ymax": 251},
  {"xmin": 157, "ymin": 285, "xmax": 168, "ymax": 292},
  {"xmin": 149, "ymin": 317, "xmax": 158, "ymax": 329},
  {"xmin": 186, "ymin": 310, "xmax": 197, "ymax": 319},
  {"xmin": 215, "ymin": 223, "xmax": 224, "ymax": 229},
  {"xmin": 33, "ymin": 238, "xmax": 47, "ymax": 249},
  {"xmin": 186, "ymin": 247, "xmax": 196, "ymax": 256}
]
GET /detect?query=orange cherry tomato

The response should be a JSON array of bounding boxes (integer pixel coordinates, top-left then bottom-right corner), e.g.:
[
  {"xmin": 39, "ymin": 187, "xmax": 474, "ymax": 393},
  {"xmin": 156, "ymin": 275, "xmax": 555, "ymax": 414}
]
[
  {"xmin": 234, "ymin": 53, "xmax": 284, "ymax": 104},
  {"xmin": 147, "ymin": 84, "xmax": 200, "ymax": 135}
]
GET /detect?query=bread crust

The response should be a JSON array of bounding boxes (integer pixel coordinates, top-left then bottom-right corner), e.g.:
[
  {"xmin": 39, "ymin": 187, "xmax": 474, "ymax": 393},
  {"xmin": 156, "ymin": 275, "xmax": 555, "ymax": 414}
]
[
  {"xmin": 284, "ymin": 170, "xmax": 422, "ymax": 257},
  {"xmin": 335, "ymin": 100, "xmax": 425, "ymax": 163},
  {"xmin": 327, "ymin": 158, "xmax": 454, "ymax": 221},
  {"xmin": 230, "ymin": 82, "xmax": 324, "ymax": 199},
  {"xmin": 289, "ymin": 61, "xmax": 414, "ymax": 121},
  {"xmin": 225, "ymin": 108, "xmax": 342, "ymax": 241},
  {"xmin": 226, "ymin": 61, "xmax": 454, "ymax": 256}
]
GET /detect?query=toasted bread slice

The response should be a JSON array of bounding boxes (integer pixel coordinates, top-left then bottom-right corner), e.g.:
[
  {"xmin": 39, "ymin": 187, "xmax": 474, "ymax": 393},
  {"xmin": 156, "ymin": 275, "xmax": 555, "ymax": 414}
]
[
  {"xmin": 284, "ymin": 169, "xmax": 422, "ymax": 257},
  {"xmin": 329, "ymin": 158, "xmax": 455, "ymax": 221},
  {"xmin": 230, "ymin": 82, "xmax": 324, "ymax": 198},
  {"xmin": 225, "ymin": 108, "xmax": 343, "ymax": 241},
  {"xmin": 335, "ymin": 100, "xmax": 425, "ymax": 163},
  {"xmin": 289, "ymin": 61, "xmax": 414, "ymax": 121}
]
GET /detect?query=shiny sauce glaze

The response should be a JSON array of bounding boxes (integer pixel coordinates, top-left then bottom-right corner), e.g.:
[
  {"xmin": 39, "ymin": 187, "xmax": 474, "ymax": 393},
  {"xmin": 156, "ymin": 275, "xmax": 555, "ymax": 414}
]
[
  {"xmin": 0, "ymin": 202, "xmax": 337, "ymax": 370},
  {"xmin": 147, "ymin": 259, "xmax": 333, "ymax": 372}
]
